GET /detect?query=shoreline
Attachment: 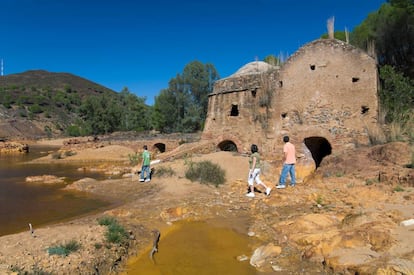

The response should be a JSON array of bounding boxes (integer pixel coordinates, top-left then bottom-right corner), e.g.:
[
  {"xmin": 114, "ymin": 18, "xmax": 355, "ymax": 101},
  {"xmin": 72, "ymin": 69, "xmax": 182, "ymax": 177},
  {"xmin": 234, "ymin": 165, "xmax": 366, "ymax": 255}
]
[{"xmin": 0, "ymin": 139, "xmax": 413, "ymax": 274}]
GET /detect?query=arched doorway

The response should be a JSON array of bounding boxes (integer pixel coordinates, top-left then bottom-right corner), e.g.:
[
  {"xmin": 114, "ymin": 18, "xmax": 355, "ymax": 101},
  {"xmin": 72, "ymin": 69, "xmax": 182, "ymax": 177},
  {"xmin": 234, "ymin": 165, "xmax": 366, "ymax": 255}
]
[
  {"xmin": 217, "ymin": 140, "xmax": 238, "ymax": 152},
  {"xmin": 153, "ymin": 143, "xmax": 166, "ymax": 153},
  {"xmin": 304, "ymin": 137, "xmax": 332, "ymax": 169}
]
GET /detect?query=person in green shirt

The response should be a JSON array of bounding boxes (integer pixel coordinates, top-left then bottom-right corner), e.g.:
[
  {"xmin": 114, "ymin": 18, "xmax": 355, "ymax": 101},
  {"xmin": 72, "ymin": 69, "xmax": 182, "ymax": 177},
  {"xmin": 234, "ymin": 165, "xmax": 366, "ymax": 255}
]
[
  {"xmin": 246, "ymin": 144, "xmax": 271, "ymax": 198},
  {"xmin": 139, "ymin": 145, "xmax": 151, "ymax": 182}
]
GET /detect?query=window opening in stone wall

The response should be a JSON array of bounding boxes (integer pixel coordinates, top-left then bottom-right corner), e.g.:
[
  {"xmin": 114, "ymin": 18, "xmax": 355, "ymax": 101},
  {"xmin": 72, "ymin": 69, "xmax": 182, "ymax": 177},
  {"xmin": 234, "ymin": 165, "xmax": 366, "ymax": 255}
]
[
  {"xmin": 251, "ymin": 90, "xmax": 257, "ymax": 97},
  {"xmin": 361, "ymin": 105, "xmax": 369, "ymax": 114},
  {"xmin": 279, "ymin": 81, "xmax": 283, "ymax": 88},
  {"xmin": 217, "ymin": 140, "xmax": 238, "ymax": 152},
  {"xmin": 153, "ymin": 143, "xmax": 166, "ymax": 153},
  {"xmin": 352, "ymin": 77, "xmax": 360, "ymax": 83},
  {"xmin": 281, "ymin": 112, "xmax": 287, "ymax": 118},
  {"xmin": 230, "ymin": 104, "xmax": 239, "ymax": 116},
  {"xmin": 304, "ymin": 136, "xmax": 332, "ymax": 169},
  {"xmin": 310, "ymin": 64, "xmax": 316, "ymax": 70}
]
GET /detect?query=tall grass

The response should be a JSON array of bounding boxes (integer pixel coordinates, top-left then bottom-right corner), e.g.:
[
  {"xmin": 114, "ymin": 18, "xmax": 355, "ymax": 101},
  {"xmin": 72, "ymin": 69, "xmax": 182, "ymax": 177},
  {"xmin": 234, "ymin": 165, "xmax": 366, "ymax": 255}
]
[{"xmin": 365, "ymin": 124, "xmax": 387, "ymax": 145}]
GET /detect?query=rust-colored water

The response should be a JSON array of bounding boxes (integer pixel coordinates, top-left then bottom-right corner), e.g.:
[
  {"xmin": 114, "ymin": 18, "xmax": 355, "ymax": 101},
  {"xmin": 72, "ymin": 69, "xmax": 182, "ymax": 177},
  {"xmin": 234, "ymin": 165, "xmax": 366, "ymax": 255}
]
[
  {"xmin": 0, "ymin": 145, "xmax": 111, "ymax": 236},
  {"xmin": 123, "ymin": 219, "xmax": 258, "ymax": 275}
]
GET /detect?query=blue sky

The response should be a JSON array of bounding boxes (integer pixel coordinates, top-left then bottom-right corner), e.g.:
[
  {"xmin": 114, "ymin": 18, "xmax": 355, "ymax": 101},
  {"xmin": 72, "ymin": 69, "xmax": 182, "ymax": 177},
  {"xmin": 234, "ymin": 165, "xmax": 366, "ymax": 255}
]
[{"xmin": 1, "ymin": 0, "xmax": 385, "ymax": 105}]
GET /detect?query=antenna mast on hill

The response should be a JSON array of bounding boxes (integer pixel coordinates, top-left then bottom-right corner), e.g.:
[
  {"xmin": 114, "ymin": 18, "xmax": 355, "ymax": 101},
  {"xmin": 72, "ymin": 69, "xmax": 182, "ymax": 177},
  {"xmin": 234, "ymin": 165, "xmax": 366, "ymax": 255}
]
[{"xmin": 1, "ymin": 59, "xmax": 3, "ymax": 76}]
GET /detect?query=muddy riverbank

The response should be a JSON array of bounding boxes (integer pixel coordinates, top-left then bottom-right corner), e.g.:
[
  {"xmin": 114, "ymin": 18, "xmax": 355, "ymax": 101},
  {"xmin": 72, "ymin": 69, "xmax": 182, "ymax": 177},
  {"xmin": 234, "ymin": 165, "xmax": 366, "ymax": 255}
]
[{"xmin": 0, "ymin": 140, "xmax": 413, "ymax": 274}]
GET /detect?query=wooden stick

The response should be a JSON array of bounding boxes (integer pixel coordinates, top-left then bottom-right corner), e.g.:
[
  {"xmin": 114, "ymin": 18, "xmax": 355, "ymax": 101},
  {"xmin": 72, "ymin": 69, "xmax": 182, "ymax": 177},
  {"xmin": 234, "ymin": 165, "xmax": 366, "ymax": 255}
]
[
  {"xmin": 28, "ymin": 223, "xmax": 35, "ymax": 237},
  {"xmin": 149, "ymin": 229, "xmax": 160, "ymax": 263}
]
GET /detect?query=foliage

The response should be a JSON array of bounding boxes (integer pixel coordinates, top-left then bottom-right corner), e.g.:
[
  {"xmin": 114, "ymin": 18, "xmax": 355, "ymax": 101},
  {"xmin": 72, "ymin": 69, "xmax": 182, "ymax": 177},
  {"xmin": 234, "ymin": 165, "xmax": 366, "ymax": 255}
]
[
  {"xmin": 365, "ymin": 124, "xmax": 387, "ymax": 145},
  {"xmin": 263, "ymin": 54, "xmax": 280, "ymax": 66},
  {"xmin": 97, "ymin": 216, "xmax": 128, "ymax": 244},
  {"xmin": 185, "ymin": 160, "xmax": 226, "ymax": 187},
  {"xmin": 153, "ymin": 61, "xmax": 219, "ymax": 133},
  {"xmin": 47, "ymin": 240, "xmax": 80, "ymax": 256},
  {"xmin": 128, "ymin": 152, "xmax": 140, "ymax": 166},
  {"xmin": 379, "ymin": 65, "xmax": 414, "ymax": 125},
  {"xmin": 155, "ymin": 166, "xmax": 175, "ymax": 177},
  {"xmin": 351, "ymin": 0, "xmax": 414, "ymax": 78},
  {"xmin": 393, "ymin": 185, "xmax": 405, "ymax": 192},
  {"xmin": 321, "ymin": 30, "xmax": 347, "ymax": 41},
  {"xmin": 0, "ymin": 71, "xmax": 155, "ymax": 136},
  {"xmin": 51, "ymin": 152, "xmax": 62, "ymax": 159}
]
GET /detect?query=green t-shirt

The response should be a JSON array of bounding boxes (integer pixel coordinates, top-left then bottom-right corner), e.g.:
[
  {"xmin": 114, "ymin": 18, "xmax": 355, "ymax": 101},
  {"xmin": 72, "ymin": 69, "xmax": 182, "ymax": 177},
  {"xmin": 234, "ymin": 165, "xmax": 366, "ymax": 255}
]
[
  {"xmin": 142, "ymin": 150, "xmax": 151, "ymax": 166},
  {"xmin": 249, "ymin": 152, "xmax": 261, "ymax": 169}
]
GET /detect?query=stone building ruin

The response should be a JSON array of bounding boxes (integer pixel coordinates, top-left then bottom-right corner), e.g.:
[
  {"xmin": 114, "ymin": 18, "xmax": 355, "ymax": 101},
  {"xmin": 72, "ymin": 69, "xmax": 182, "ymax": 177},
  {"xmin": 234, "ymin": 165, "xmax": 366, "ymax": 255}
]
[{"xmin": 202, "ymin": 38, "xmax": 378, "ymax": 178}]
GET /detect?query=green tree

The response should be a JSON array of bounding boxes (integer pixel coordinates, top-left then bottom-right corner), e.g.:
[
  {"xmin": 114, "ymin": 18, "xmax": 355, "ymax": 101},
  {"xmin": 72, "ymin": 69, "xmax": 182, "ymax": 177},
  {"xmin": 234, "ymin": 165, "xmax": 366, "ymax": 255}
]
[
  {"xmin": 379, "ymin": 65, "xmax": 414, "ymax": 124},
  {"xmin": 153, "ymin": 61, "xmax": 219, "ymax": 133},
  {"xmin": 78, "ymin": 95, "xmax": 122, "ymax": 135},
  {"xmin": 118, "ymin": 87, "xmax": 151, "ymax": 131},
  {"xmin": 351, "ymin": 0, "xmax": 414, "ymax": 78}
]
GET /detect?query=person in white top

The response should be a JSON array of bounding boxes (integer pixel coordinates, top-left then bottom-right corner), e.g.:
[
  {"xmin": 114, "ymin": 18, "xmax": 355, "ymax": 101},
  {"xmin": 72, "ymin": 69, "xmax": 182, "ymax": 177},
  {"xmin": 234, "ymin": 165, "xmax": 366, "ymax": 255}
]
[{"xmin": 246, "ymin": 144, "xmax": 272, "ymax": 198}]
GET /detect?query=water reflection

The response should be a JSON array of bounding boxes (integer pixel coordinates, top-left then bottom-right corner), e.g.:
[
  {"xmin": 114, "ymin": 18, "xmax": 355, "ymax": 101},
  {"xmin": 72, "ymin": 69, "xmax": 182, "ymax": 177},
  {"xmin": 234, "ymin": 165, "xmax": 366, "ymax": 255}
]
[
  {"xmin": 124, "ymin": 220, "xmax": 257, "ymax": 275},
  {"xmin": 0, "ymin": 145, "xmax": 110, "ymax": 236}
]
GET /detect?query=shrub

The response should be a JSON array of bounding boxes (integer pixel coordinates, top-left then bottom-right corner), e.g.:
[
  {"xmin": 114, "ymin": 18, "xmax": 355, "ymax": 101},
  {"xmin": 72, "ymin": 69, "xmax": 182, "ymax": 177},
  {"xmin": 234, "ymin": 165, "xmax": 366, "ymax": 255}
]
[
  {"xmin": 128, "ymin": 152, "xmax": 140, "ymax": 166},
  {"xmin": 393, "ymin": 185, "xmax": 404, "ymax": 192},
  {"xmin": 155, "ymin": 166, "xmax": 175, "ymax": 177},
  {"xmin": 106, "ymin": 223, "xmax": 128, "ymax": 244},
  {"xmin": 51, "ymin": 152, "xmax": 62, "ymax": 159},
  {"xmin": 66, "ymin": 125, "xmax": 81, "ymax": 137},
  {"xmin": 365, "ymin": 124, "xmax": 387, "ymax": 145},
  {"xmin": 47, "ymin": 240, "xmax": 80, "ymax": 256},
  {"xmin": 185, "ymin": 160, "xmax": 226, "ymax": 187},
  {"xmin": 97, "ymin": 216, "xmax": 128, "ymax": 244},
  {"xmin": 63, "ymin": 150, "xmax": 76, "ymax": 157},
  {"xmin": 28, "ymin": 104, "xmax": 44, "ymax": 114}
]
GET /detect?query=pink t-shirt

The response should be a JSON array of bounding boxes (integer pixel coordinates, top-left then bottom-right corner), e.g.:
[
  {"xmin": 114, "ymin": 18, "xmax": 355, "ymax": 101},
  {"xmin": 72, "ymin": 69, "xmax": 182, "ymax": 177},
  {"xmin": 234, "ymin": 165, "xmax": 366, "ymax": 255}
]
[{"xmin": 284, "ymin": 142, "xmax": 296, "ymax": 164}]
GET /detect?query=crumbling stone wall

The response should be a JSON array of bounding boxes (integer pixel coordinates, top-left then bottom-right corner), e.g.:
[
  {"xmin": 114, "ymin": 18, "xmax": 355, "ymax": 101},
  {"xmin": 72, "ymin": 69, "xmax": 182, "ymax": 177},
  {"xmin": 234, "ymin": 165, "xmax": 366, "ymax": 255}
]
[{"xmin": 202, "ymin": 39, "xmax": 378, "ymax": 176}]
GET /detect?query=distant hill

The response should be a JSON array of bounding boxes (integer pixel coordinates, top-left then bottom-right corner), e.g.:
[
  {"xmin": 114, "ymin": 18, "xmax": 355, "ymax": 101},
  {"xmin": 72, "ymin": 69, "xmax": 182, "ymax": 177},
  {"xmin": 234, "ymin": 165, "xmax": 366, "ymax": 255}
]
[
  {"xmin": 0, "ymin": 70, "xmax": 118, "ymax": 140},
  {"xmin": 0, "ymin": 70, "xmax": 116, "ymax": 97}
]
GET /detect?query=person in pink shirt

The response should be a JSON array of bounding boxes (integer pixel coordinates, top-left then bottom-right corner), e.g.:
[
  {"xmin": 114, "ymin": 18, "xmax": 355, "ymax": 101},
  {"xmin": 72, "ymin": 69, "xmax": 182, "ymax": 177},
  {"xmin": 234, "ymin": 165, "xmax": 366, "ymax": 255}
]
[{"xmin": 276, "ymin": 136, "xmax": 296, "ymax": 189}]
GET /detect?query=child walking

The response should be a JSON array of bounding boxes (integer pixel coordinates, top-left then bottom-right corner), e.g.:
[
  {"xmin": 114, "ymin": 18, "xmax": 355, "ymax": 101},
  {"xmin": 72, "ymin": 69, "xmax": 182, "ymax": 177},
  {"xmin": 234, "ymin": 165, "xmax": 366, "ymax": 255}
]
[
  {"xmin": 139, "ymin": 145, "xmax": 151, "ymax": 182},
  {"xmin": 246, "ymin": 144, "xmax": 271, "ymax": 198}
]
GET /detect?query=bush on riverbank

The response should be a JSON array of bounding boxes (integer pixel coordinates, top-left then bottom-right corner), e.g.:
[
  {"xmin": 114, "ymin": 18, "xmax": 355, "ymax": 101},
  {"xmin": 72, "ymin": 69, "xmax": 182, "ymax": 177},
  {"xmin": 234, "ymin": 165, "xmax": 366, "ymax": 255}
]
[
  {"xmin": 185, "ymin": 160, "xmax": 226, "ymax": 187},
  {"xmin": 98, "ymin": 216, "xmax": 128, "ymax": 244},
  {"xmin": 47, "ymin": 240, "xmax": 80, "ymax": 256}
]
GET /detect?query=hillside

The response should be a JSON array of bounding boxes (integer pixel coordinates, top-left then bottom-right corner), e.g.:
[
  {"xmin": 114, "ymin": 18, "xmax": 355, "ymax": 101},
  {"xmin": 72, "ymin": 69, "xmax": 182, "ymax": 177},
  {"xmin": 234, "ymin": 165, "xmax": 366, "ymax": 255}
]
[{"xmin": 0, "ymin": 70, "xmax": 118, "ymax": 139}]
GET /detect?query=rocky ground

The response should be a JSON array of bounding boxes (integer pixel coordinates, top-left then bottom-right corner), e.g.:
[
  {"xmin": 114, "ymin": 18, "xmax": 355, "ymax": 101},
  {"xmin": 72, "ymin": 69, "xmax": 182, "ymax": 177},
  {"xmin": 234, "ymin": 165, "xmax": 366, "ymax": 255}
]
[{"xmin": 0, "ymin": 138, "xmax": 413, "ymax": 274}]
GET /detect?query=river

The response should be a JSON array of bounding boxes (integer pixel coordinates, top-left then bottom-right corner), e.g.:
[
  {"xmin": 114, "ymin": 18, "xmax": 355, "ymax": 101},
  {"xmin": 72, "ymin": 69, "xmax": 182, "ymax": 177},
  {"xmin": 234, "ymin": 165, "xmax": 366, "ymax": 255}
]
[{"xmin": 0, "ymin": 145, "xmax": 110, "ymax": 237}]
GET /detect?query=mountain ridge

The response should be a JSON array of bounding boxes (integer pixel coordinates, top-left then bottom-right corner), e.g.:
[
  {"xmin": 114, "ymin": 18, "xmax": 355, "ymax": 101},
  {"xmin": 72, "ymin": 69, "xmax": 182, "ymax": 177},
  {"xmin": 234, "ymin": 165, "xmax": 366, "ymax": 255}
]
[{"xmin": 0, "ymin": 70, "xmax": 119, "ymax": 140}]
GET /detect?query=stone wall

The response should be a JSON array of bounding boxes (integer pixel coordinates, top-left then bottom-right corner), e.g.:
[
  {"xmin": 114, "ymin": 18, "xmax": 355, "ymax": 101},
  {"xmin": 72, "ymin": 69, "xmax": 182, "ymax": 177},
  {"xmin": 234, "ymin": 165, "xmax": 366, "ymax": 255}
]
[{"xmin": 202, "ymin": 38, "xmax": 379, "ymax": 178}]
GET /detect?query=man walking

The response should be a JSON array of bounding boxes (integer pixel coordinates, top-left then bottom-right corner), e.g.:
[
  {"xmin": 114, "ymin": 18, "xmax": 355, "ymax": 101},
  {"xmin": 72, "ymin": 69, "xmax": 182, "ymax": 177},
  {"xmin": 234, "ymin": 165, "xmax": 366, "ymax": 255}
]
[
  {"xmin": 139, "ymin": 145, "xmax": 151, "ymax": 182},
  {"xmin": 276, "ymin": 136, "xmax": 296, "ymax": 188}
]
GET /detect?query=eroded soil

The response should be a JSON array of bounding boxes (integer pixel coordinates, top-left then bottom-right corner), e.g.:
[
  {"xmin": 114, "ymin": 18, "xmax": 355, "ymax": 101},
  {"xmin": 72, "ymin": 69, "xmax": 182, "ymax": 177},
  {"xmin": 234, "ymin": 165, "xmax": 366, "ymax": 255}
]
[{"xmin": 0, "ymin": 140, "xmax": 413, "ymax": 274}]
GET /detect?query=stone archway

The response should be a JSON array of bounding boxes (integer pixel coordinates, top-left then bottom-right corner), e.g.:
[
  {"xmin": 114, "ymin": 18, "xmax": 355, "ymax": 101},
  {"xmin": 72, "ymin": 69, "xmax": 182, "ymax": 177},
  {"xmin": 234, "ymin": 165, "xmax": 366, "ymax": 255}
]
[
  {"xmin": 153, "ymin": 143, "xmax": 166, "ymax": 153},
  {"xmin": 304, "ymin": 136, "xmax": 332, "ymax": 169},
  {"xmin": 217, "ymin": 140, "xmax": 238, "ymax": 152}
]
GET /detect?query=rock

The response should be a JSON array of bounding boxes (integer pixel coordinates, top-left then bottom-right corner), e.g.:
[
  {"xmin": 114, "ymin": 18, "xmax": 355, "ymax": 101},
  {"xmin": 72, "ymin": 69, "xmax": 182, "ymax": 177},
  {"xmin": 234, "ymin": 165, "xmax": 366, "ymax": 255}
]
[
  {"xmin": 236, "ymin": 255, "xmax": 249, "ymax": 261},
  {"xmin": 400, "ymin": 219, "xmax": 414, "ymax": 227},
  {"xmin": 0, "ymin": 141, "xmax": 29, "ymax": 153},
  {"xmin": 250, "ymin": 243, "xmax": 282, "ymax": 268},
  {"xmin": 25, "ymin": 175, "xmax": 65, "ymax": 184}
]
